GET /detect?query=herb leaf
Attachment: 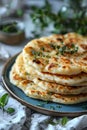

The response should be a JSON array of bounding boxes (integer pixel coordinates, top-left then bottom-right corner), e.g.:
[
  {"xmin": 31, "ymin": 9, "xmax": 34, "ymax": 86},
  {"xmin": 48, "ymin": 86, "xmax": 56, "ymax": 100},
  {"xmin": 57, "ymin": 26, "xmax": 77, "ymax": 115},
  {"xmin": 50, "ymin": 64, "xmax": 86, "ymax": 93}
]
[
  {"xmin": 0, "ymin": 93, "xmax": 15, "ymax": 115},
  {"xmin": 45, "ymin": 117, "xmax": 68, "ymax": 126},
  {"xmin": 56, "ymin": 105, "xmax": 62, "ymax": 108},
  {"xmin": 61, "ymin": 117, "xmax": 68, "ymax": 126},
  {"xmin": 45, "ymin": 118, "xmax": 59, "ymax": 126},
  {"xmin": 6, "ymin": 107, "xmax": 15, "ymax": 114},
  {"xmin": 50, "ymin": 106, "xmax": 55, "ymax": 110},
  {"xmin": 0, "ymin": 93, "xmax": 9, "ymax": 108}
]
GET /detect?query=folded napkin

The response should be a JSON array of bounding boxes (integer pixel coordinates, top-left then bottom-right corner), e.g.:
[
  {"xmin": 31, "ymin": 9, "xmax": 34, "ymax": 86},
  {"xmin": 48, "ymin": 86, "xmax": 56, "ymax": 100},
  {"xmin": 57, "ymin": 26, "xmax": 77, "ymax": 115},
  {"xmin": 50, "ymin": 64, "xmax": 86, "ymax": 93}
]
[{"xmin": 29, "ymin": 113, "xmax": 87, "ymax": 130}]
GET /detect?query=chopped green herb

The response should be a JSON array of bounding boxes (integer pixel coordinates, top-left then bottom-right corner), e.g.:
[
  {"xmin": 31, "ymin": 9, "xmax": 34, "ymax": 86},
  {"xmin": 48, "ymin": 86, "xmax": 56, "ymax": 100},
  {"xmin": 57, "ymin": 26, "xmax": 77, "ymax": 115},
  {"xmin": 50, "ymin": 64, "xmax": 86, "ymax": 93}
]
[
  {"xmin": 56, "ymin": 45, "xmax": 60, "ymax": 49},
  {"xmin": 41, "ymin": 47, "xmax": 45, "ymax": 51},
  {"xmin": 56, "ymin": 105, "xmax": 62, "ymax": 108},
  {"xmin": 45, "ymin": 118, "xmax": 59, "ymax": 125},
  {"xmin": 50, "ymin": 44, "xmax": 56, "ymax": 49},
  {"xmin": 50, "ymin": 106, "xmax": 55, "ymax": 110},
  {"xmin": 6, "ymin": 107, "xmax": 15, "ymax": 114},
  {"xmin": 37, "ymin": 51, "xmax": 41, "ymax": 56},
  {"xmin": 58, "ymin": 44, "xmax": 78, "ymax": 55},
  {"xmin": 31, "ymin": 50, "xmax": 37, "ymax": 55},
  {"xmin": 31, "ymin": 50, "xmax": 43, "ymax": 58},
  {"xmin": 70, "ymin": 50, "xmax": 75, "ymax": 54},
  {"xmin": 71, "ymin": 44, "xmax": 75, "ymax": 48},
  {"xmin": 50, "ymin": 44, "xmax": 60, "ymax": 50},
  {"xmin": 59, "ymin": 45, "xmax": 66, "ymax": 55},
  {"xmin": 74, "ymin": 46, "xmax": 78, "ymax": 52},
  {"xmin": 61, "ymin": 117, "xmax": 68, "ymax": 126},
  {"xmin": 45, "ymin": 117, "xmax": 68, "ymax": 126},
  {"xmin": 32, "ymin": 49, "xmax": 51, "ymax": 59},
  {"xmin": 32, "ymin": 43, "xmax": 78, "ymax": 60},
  {"xmin": 46, "ymin": 55, "xmax": 51, "ymax": 58}
]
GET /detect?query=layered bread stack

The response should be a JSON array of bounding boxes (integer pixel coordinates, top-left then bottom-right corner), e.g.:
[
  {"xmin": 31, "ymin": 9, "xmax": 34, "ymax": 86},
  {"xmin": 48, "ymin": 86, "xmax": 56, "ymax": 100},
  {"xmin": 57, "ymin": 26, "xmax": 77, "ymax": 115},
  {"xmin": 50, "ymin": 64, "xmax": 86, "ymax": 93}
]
[{"xmin": 10, "ymin": 33, "xmax": 87, "ymax": 104}]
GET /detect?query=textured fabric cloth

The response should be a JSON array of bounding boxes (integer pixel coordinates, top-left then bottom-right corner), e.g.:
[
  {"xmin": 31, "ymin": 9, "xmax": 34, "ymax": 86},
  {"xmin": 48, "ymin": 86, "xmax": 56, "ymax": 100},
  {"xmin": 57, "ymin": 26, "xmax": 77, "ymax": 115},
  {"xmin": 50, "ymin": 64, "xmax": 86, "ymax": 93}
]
[
  {"xmin": 0, "ymin": 84, "xmax": 26, "ymax": 130},
  {"xmin": 29, "ymin": 113, "xmax": 87, "ymax": 130}
]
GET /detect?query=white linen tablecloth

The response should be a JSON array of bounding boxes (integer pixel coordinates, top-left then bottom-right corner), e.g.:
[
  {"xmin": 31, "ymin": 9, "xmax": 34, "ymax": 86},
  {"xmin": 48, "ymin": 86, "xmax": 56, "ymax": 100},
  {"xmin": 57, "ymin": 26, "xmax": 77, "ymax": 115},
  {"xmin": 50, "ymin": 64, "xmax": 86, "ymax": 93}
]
[{"xmin": 29, "ymin": 113, "xmax": 87, "ymax": 130}]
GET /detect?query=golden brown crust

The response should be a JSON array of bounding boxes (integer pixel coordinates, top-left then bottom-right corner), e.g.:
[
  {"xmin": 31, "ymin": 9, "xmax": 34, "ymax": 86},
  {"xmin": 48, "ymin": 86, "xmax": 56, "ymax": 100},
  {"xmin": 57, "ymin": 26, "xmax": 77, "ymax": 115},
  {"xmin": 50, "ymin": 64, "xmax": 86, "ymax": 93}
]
[
  {"xmin": 9, "ymin": 33, "xmax": 87, "ymax": 104},
  {"xmin": 15, "ymin": 53, "xmax": 87, "ymax": 86},
  {"xmin": 9, "ymin": 64, "xmax": 87, "ymax": 104},
  {"xmin": 23, "ymin": 33, "xmax": 87, "ymax": 75}
]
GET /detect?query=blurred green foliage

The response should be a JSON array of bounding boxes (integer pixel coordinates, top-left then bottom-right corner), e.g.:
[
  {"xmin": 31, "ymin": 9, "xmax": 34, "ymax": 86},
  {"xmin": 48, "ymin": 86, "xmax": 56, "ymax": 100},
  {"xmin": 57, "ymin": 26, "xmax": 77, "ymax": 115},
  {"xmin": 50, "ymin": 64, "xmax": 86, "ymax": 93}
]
[{"xmin": 30, "ymin": 0, "xmax": 87, "ymax": 37}]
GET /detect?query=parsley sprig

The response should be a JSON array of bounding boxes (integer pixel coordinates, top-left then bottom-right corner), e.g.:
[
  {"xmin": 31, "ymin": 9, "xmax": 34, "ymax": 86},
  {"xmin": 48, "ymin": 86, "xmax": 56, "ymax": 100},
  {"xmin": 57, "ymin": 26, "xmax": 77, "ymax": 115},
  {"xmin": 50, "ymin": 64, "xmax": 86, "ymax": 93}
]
[{"xmin": 0, "ymin": 93, "xmax": 15, "ymax": 114}]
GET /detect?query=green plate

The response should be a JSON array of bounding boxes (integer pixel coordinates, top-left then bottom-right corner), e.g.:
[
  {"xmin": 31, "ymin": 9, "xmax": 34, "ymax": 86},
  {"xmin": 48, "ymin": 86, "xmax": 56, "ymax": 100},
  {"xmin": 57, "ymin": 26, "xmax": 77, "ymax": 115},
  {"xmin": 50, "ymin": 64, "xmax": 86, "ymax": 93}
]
[{"xmin": 2, "ymin": 53, "xmax": 87, "ymax": 117}]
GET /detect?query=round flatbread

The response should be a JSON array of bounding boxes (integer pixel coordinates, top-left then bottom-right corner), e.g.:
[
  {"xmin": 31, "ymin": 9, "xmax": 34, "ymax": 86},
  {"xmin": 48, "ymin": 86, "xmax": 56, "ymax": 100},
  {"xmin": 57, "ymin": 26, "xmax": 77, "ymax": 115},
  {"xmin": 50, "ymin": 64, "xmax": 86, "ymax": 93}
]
[
  {"xmin": 33, "ymin": 78, "xmax": 87, "ymax": 95},
  {"xmin": 23, "ymin": 33, "xmax": 87, "ymax": 75},
  {"xmin": 9, "ymin": 32, "xmax": 87, "ymax": 105},
  {"xmin": 11, "ymin": 55, "xmax": 87, "ymax": 95},
  {"xmin": 16, "ymin": 53, "xmax": 87, "ymax": 86},
  {"xmin": 9, "ymin": 65, "xmax": 87, "ymax": 104}
]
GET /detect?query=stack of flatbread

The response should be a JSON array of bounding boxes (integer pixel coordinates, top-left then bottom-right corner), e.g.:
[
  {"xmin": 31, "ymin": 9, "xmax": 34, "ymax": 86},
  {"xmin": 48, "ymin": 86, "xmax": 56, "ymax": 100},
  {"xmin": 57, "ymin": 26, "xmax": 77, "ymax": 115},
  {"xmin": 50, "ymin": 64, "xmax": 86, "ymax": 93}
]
[{"xmin": 10, "ymin": 33, "xmax": 87, "ymax": 104}]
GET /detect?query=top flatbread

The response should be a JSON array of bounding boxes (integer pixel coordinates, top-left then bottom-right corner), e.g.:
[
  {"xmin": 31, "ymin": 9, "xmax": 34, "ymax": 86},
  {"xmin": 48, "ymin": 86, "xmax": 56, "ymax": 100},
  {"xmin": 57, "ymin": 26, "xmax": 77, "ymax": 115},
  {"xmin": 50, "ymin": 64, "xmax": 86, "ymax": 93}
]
[
  {"xmin": 23, "ymin": 33, "xmax": 87, "ymax": 75},
  {"xmin": 16, "ymin": 53, "xmax": 87, "ymax": 86}
]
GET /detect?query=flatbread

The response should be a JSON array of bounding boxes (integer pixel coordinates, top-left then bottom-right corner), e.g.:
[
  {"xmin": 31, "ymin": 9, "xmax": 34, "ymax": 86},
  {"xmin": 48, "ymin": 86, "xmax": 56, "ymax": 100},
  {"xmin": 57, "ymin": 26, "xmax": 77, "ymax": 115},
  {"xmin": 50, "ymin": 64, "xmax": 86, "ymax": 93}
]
[
  {"xmin": 15, "ymin": 53, "xmax": 35, "ymax": 80},
  {"xmin": 9, "ymin": 32, "xmax": 87, "ymax": 105},
  {"xmin": 9, "ymin": 64, "xmax": 87, "ymax": 104},
  {"xmin": 23, "ymin": 33, "xmax": 87, "ymax": 75},
  {"xmin": 33, "ymin": 78, "xmax": 87, "ymax": 95},
  {"xmin": 9, "ymin": 63, "xmax": 33, "ymax": 92},
  {"xmin": 16, "ymin": 53, "xmax": 87, "ymax": 86},
  {"xmin": 13, "ymin": 57, "xmax": 87, "ymax": 94}
]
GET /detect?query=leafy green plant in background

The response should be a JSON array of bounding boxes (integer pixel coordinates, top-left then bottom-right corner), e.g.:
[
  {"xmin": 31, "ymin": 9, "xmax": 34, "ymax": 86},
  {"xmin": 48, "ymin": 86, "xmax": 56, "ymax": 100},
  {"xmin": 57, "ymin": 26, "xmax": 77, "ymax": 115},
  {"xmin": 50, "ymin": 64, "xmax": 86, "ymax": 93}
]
[
  {"xmin": 30, "ymin": 0, "xmax": 53, "ymax": 37},
  {"xmin": 31, "ymin": 0, "xmax": 54, "ymax": 30},
  {"xmin": 30, "ymin": 0, "xmax": 87, "ymax": 37},
  {"xmin": 0, "ymin": 93, "xmax": 15, "ymax": 114}
]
